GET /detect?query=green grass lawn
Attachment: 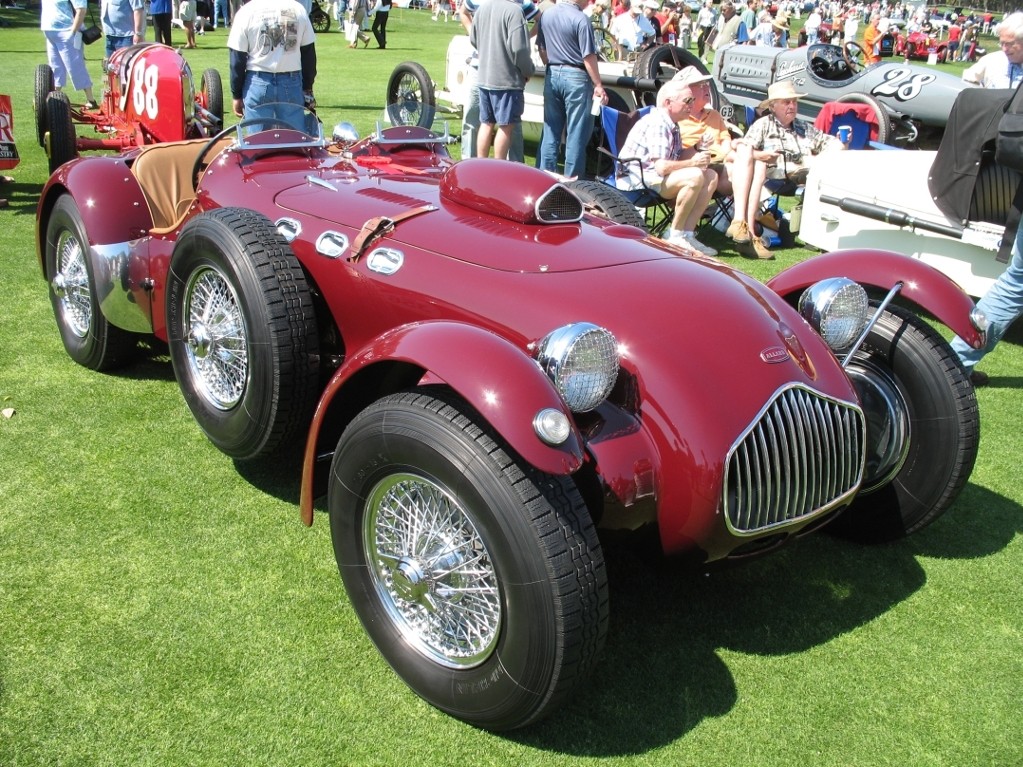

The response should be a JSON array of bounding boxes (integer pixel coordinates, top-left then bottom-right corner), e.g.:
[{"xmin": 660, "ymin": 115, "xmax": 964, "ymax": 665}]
[{"xmin": 0, "ymin": 9, "xmax": 1021, "ymax": 766}]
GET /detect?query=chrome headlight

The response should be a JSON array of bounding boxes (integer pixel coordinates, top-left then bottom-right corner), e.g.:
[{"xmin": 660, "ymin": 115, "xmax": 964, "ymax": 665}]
[
  {"xmin": 536, "ymin": 323, "xmax": 619, "ymax": 412},
  {"xmin": 798, "ymin": 278, "xmax": 870, "ymax": 352}
]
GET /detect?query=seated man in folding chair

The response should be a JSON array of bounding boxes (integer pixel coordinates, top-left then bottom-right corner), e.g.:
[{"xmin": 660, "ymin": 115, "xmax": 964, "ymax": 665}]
[
  {"xmin": 725, "ymin": 81, "xmax": 845, "ymax": 260},
  {"xmin": 673, "ymin": 65, "xmax": 735, "ymax": 197},
  {"xmin": 616, "ymin": 79, "xmax": 719, "ymax": 255}
]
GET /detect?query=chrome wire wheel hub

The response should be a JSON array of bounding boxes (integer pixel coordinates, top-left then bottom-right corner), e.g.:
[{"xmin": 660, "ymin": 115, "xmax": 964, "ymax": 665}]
[
  {"xmin": 52, "ymin": 230, "xmax": 91, "ymax": 338},
  {"xmin": 183, "ymin": 266, "xmax": 247, "ymax": 410},
  {"xmin": 365, "ymin": 474, "xmax": 501, "ymax": 668}
]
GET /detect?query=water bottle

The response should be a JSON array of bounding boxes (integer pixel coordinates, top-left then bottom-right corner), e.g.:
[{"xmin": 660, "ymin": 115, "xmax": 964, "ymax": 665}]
[{"xmin": 668, "ymin": 32, "xmax": 676, "ymax": 46}]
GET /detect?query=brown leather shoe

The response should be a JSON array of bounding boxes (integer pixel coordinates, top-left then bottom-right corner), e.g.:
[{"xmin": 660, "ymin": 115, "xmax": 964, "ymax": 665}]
[
  {"xmin": 727, "ymin": 220, "xmax": 750, "ymax": 244},
  {"xmin": 752, "ymin": 237, "xmax": 774, "ymax": 260}
]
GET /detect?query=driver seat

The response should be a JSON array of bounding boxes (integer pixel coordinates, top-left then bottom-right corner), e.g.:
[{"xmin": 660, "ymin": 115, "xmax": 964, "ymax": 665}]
[{"xmin": 131, "ymin": 140, "xmax": 209, "ymax": 232}]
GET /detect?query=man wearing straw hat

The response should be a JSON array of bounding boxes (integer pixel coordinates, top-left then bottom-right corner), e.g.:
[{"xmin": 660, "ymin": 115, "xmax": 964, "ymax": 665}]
[{"xmin": 725, "ymin": 81, "xmax": 844, "ymax": 259}]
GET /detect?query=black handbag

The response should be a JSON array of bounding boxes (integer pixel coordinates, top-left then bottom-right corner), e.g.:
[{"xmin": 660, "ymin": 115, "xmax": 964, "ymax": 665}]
[
  {"xmin": 81, "ymin": 23, "xmax": 102, "ymax": 44},
  {"xmin": 70, "ymin": 1, "xmax": 102, "ymax": 45}
]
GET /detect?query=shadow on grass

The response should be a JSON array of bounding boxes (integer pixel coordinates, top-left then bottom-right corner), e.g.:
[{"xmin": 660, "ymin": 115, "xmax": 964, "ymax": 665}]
[{"xmin": 507, "ymin": 482, "xmax": 1020, "ymax": 756}]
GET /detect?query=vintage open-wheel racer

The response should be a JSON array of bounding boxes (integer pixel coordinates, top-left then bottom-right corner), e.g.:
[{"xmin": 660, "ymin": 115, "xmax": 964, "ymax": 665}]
[
  {"xmin": 34, "ymin": 43, "xmax": 223, "ymax": 174},
  {"xmin": 36, "ymin": 107, "xmax": 984, "ymax": 730}
]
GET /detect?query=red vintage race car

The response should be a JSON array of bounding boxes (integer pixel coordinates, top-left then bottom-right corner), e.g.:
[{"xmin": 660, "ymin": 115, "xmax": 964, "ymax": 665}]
[
  {"xmin": 34, "ymin": 43, "xmax": 223, "ymax": 174},
  {"xmin": 35, "ymin": 108, "xmax": 984, "ymax": 730},
  {"xmin": 902, "ymin": 29, "xmax": 950, "ymax": 61}
]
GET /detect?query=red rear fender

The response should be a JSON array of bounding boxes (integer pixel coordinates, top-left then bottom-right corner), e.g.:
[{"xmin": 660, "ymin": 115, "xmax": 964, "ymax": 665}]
[
  {"xmin": 768, "ymin": 249, "xmax": 984, "ymax": 349},
  {"xmin": 36, "ymin": 156, "xmax": 151, "ymax": 275}
]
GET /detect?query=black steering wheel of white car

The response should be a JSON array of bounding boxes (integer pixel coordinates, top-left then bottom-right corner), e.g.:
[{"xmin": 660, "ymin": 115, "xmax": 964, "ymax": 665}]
[
  {"xmin": 165, "ymin": 207, "xmax": 320, "ymax": 461},
  {"xmin": 843, "ymin": 41, "xmax": 868, "ymax": 73},
  {"xmin": 328, "ymin": 389, "xmax": 609, "ymax": 731},
  {"xmin": 829, "ymin": 303, "xmax": 979, "ymax": 542},
  {"xmin": 191, "ymin": 117, "xmax": 294, "ymax": 189}
]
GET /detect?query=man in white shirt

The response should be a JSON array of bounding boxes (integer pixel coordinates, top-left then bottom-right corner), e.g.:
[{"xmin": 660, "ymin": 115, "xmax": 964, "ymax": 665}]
[
  {"xmin": 610, "ymin": 1, "xmax": 655, "ymax": 55},
  {"xmin": 804, "ymin": 6, "xmax": 821, "ymax": 44},
  {"xmin": 228, "ymin": 0, "xmax": 317, "ymax": 120},
  {"xmin": 963, "ymin": 12, "xmax": 1023, "ymax": 89}
]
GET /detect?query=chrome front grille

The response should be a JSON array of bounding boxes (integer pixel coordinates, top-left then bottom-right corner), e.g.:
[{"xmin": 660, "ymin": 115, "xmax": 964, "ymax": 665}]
[{"xmin": 724, "ymin": 385, "xmax": 865, "ymax": 535}]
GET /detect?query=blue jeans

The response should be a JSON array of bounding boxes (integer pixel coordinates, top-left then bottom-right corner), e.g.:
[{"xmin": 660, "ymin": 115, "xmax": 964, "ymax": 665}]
[
  {"xmin": 105, "ymin": 35, "xmax": 133, "ymax": 65},
  {"xmin": 539, "ymin": 66, "xmax": 594, "ymax": 179},
  {"xmin": 213, "ymin": 0, "xmax": 230, "ymax": 27},
  {"xmin": 950, "ymin": 226, "xmax": 1023, "ymax": 370},
  {"xmin": 243, "ymin": 70, "xmax": 305, "ymax": 127}
]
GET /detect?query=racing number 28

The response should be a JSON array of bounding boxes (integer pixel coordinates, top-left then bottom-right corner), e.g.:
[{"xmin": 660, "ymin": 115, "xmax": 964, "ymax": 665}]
[
  {"xmin": 131, "ymin": 59, "xmax": 160, "ymax": 120},
  {"xmin": 870, "ymin": 67, "xmax": 937, "ymax": 102}
]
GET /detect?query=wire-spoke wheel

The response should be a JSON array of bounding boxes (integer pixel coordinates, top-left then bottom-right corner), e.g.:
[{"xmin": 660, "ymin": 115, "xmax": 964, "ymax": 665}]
[
  {"xmin": 45, "ymin": 194, "xmax": 136, "ymax": 370},
  {"xmin": 330, "ymin": 390, "xmax": 608, "ymax": 731},
  {"xmin": 167, "ymin": 207, "xmax": 320, "ymax": 460},
  {"xmin": 182, "ymin": 265, "xmax": 247, "ymax": 410}
]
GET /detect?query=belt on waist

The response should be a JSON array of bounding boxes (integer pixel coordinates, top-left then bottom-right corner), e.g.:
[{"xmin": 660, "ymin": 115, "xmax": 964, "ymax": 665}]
[
  {"xmin": 248, "ymin": 70, "xmax": 301, "ymax": 78},
  {"xmin": 550, "ymin": 62, "xmax": 585, "ymax": 70}
]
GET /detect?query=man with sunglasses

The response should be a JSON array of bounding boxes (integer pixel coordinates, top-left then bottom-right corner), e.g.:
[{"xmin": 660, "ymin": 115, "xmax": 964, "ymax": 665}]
[{"xmin": 616, "ymin": 79, "xmax": 718, "ymax": 255}]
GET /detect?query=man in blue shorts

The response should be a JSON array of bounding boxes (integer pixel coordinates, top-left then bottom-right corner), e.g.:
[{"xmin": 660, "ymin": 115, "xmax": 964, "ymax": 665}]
[{"xmin": 470, "ymin": 0, "xmax": 534, "ymax": 160}]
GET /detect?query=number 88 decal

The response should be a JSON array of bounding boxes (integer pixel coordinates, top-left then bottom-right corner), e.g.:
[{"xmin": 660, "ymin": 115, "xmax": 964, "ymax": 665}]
[{"xmin": 131, "ymin": 57, "xmax": 160, "ymax": 120}]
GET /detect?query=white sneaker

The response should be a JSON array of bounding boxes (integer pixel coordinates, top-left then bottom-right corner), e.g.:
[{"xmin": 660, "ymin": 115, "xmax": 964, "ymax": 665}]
[{"xmin": 682, "ymin": 232, "xmax": 717, "ymax": 256}]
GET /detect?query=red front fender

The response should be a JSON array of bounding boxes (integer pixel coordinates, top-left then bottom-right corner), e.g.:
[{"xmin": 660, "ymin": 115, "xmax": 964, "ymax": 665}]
[
  {"xmin": 767, "ymin": 249, "xmax": 984, "ymax": 349},
  {"xmin": 299, "ymin": 321, "xmax": 585, "ymax": 525}
]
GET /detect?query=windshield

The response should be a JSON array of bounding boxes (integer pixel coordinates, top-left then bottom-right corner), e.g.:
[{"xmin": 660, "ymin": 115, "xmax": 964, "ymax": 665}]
[{"xmin": 235, "ymin": 103, "xmax": 325, "ymax": 150}]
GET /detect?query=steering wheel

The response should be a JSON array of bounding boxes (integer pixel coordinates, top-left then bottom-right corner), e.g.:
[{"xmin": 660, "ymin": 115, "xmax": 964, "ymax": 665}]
[
  {"xmin": 843, "ymin": 41, "xmax": 867, "ymax": 74},
  {"xmin": 191, "ymin": 117, "xmax": 295, "ymax": 190}
]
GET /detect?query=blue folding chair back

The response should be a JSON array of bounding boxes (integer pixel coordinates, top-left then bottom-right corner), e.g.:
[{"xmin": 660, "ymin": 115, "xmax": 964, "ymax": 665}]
[{"xmin": 596, "ymin": 105, "xmax": 673, "ymax": 235}]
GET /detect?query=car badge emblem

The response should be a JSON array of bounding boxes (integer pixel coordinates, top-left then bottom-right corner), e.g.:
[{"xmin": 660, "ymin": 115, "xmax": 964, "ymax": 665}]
[
  {"xmin": 367, "ymin": 248, "xmax": 404, "ymax": 275},
  {"xmin": 760, "ymin": 346, "xmax": 790, "ymax": 364}
]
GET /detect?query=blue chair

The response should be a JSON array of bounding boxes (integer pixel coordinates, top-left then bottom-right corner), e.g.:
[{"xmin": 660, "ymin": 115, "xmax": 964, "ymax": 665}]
[{"xmin": 594, "ymin": 105, "xmax": 674, "ymax": 236}]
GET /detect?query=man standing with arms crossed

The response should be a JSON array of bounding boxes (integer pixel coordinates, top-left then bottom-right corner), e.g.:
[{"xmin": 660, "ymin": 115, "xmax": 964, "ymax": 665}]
[{"xmin": 536, "ymin": 0, "xmax": 606, "ymax": 179}]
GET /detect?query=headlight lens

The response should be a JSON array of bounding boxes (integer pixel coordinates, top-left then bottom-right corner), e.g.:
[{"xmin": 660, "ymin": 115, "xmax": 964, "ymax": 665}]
[
  {"xmin": 536, "ymin": 323, "xmax": 619, "ymax": 412},
  {"xmin": 798, "ymin": 277, "xmax": 870, "ymax": 352}
]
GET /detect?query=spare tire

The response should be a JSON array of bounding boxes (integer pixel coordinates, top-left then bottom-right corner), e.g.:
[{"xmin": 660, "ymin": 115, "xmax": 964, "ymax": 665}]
[
  {"xmin": 834, "ymin": 93, "xmax": 893, "ymax": 145},
  {"xmin": 386, "ymin": 61, "xmax": 436, "ymax": 129},
  {"xmin": 632, "ymin": 45, "xmax": 719, "ymax": 109},
  {"xmin": 568, "ymin": 179, "xmax": 647, "ymax": 230}
]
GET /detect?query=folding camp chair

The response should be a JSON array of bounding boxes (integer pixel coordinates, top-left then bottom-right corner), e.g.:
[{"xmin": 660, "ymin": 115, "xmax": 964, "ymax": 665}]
[{"xmin": 594, "ymin": 105, "xmax": 674, "ymax": 236}]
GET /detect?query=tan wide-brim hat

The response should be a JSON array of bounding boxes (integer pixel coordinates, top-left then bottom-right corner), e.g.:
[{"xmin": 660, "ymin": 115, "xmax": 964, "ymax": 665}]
[
  {"xmin": 772, "ymin": 11, "xmax": 790, "ymax": 29},
  {"xmin": 758, "ymin": 80, "xmax": 806, "ymax": 109}
]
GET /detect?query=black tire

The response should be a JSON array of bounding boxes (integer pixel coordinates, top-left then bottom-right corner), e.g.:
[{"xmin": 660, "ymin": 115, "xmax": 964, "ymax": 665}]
[
  {"xmin": 329, "ymin": 390, "xmax": 609, "ymax": 731},
  {"xmin": 834, "ymin": 93, "xmax": 893, "ymax": 145},
  {"xmin": 386, "ymin": 61, "xmax": 436, "ymax": 128},
  {"xmin": 45, "ymin": 195, "xmax": 137, "ymax": 370},
  {"xmin": 830, "ymin": 304, "xmax": 979, "ymax": 542},
  {"xmin": 34, "ymin": 64, "xmax": 54, "ymax": 148},
  {"xmin": 166, "ymin": 207, "xmax": 320, "ymax": 461},
  {"xmin": 632, "ymin": 45, "xmax": 713, "ymax": 108},
  {"xmin": 45, "ymin": 91, "xmax": 78, "ymax": 174},
  {"xmin": 568, "ymin": 179, "xmax": 647, "ymax": 229},
  {"xmin": 310, "ymin": 5, "xmax": 330, "ymax": 32},
  {"xmin": 199, "ymin": 68, "xmax": 224, "ymax": 131}
]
